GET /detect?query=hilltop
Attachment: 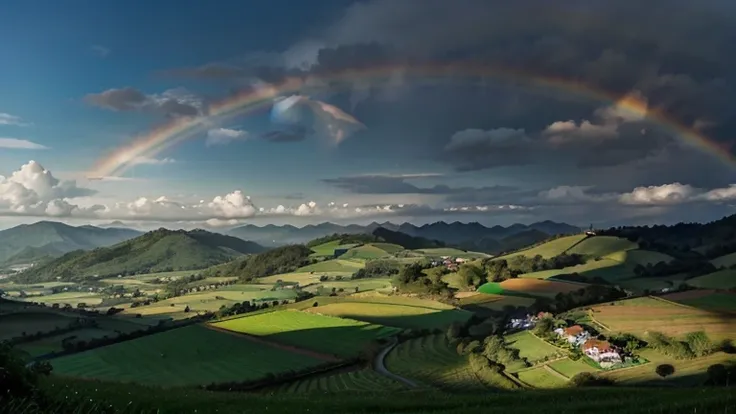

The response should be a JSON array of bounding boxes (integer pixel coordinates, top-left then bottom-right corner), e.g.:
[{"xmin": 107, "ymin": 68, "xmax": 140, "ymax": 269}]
[
  {"xmin": 13, "ymin": 228, "xmax": 265, "ymax": 283},
  {"xmin": 0, "ymin": 221, "xmax": 141, "ymax": 266}
]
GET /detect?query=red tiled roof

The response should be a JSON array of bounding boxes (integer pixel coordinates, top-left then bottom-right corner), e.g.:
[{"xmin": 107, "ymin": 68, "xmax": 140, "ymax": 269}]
[
  {"xmin": 564, "ymin": 325, "xmax": 584, "ymax": 336},
  {"xmin": 583, "ymin": 339, "xmax": 612, "ymax": 352}
]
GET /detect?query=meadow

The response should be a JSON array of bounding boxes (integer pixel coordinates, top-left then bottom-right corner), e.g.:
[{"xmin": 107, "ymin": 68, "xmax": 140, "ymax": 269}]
[
  {"xmin": 211, "ymin": 310, "xmax": 401, "ymax": 358},
  {"xmin": 495, "ymin": 235, "xmax": 587, "ymax": 260},
  {"xmin": 546, "ymin": 358, "xmax": 600, "ymax": 378},
  {"xmin": 259, "ymin": 271, "xmax": 352, "ymax": 285},
  {"xmin": 566, "ymin": 236, "xmax": 637, "ymax": 258},
  {"xmin": 17, "ymin": 291, "xmax": 105, "ymax": 307},
  {"xmin": 504, "ymin": 331, "xmax": 564, "ymax": 365},
  {"xmin": 590, "ymin": 297, "xmax": 735, "ymax": 341},
  {"xmin": 50, "ymin": 325, "xmax": 325, "ymax": 387},
  {"xmin": 266, "ymin": 369, "xmax": 407, "ymax": 394},
  {"xmin": 516, "ymin": 367, "xmax": 568, "ymax": 388},
  {"xmin": 309, "ymin": 241, "xmax": 360, "ymax": 257},
  {"xmin": 662, "ymin": 290, "xmax": 736, "ymax": 313},
  {"xmin": 297, "ymin": 259, "xmax": 365, "ymax": 273},
  {"xmin": 686, "ymin": 269, "xmax": 736, "ymax": 290},
  {"xmin": 711, "ymin": 251, "xmax": 736, "ymax": 268},
  {"xmin": 413, "ymin": 248, "xmax": 489, "ymax": 259},
  {"xmin": 519, "ymin": 258, "xmax": 621, "ymax": 280},
  {"xmin": 0, "ymin": 310, "xmax": 77, "ymax": 341},
  {"xmin": 305, "ymin": 301, "xmax": 472, "ymax": 330},
  {"xmin": 339, "ymin": 244, "xmax": 392, "ymax": 260},
  {"xmin": 17, "ymin": 327, "xmax": 119, "ymax": 357}
]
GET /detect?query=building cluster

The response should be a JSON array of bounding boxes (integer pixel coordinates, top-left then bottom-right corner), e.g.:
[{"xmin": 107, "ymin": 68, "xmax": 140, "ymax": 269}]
[
  {"xmin": 554, "ymin": 325, "xmax": 623, "ymax": 368},
  {"xmin": 431, "ymin": 256, "xmax": 468, "ymax": 271},
  {"xmin": 507, "ymin": 311, "xmax": 552, "ymax": 330}
]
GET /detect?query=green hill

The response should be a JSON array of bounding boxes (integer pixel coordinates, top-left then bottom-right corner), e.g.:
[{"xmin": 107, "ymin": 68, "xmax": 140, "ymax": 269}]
[
  {"xmin": 206, "ymin": 244, "xmax": 313, "ymax": 280},
  {"xmin": 13, "ymin": 229, "xmax": 265, "ymax": 283},
  {"xmin": 0, "ymin": 221, "xmax": 141, "ymax": 265}
]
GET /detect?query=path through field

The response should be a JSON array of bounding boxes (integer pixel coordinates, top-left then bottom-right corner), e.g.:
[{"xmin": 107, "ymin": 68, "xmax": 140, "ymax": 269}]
[
  {"xmin": 203, "ymin": 324, "xmax": 340, "ymax": 362},
  {"xmin": 374, "ymin": 337, "xmax": 419, "ymax": 388}
]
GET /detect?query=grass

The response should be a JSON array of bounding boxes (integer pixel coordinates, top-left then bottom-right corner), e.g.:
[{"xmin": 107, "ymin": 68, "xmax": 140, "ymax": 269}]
[
  {"xmin": 413, "ymin": 248, "xmax": 489, "ymax": 259},
  {"xmin": 17, "ymin": 328, "xmax": 119, "ymax": 357},
  {"xmin": 567, "ymin": 236, "xmax": 638, "ymax": 258},
  {"xmin": 662, "ymin": 290, "xmax": 736, "ymax": 313},
  {"xmin": 370, "ymin": 243, "xmax": 405, "ymax": 254},
  {"xmin": 516, "ymin": 367, "xmax": 568, "ymax": 388},
  {"xmin": 711, "ymin": 251, "xmax": 736, "ymax": 268},
  {"xmin": 309, "ymin": 241, "xmax": 360, "ymax": 257},
  {"xmin": 520, "ymin": 258, "xmax": 620, "ymax": 280},
  {"xmin": 49, "ymin": 325, "xmax": 324, "ymax": 387},
  {"xmin": 267, "ymin": 369, "xmax": 407, "ymax": 393},
  {"xmin": 468, "ymin": 296, "xmax": 537, "ymax": 311},
  {"xmin": 547, "ymin": 358, "xmax": 599, "ymax": 379},
  {"xmin": 18, "ymin": 291, "xmax": 105, "ymax": 306},
  {"xmin": 304, "ymin": 302, "xmax": 472, "ymax": 330},
  {"xmin": 385, "ymin": 334, "xmax": 491, "ymax": 390},
  {"xmin": 617, "ymin": 274, "xmax": 688, "ymax": 293},
  {"xmin": 304, "ymin": 278, "xmax": 393, "ymax": 295},
  {"xmin": 505, "ymin": 331, "xmax": 563, "ymax": 364},
  {"xmin": 340, "ymin": 245, "xmax": 392, "ymax": 260},
  {"xmin": 496, "ymin": 278, "xmax": 583, "ymax": 298},
  {"xmin": 590, "ymin": 297, "xmax": 735, "ymax": 341},
  {"xmin": 496, "ymin": 235, "xmax": 588, "ymax": 260},
  {"xmin": 0, "ymin": 310, "xmax": 77, "ymax": 341},
  {"xmin": 297, "ymin": 259, "xmax": 365, "ymax": 273},
  {"xmin": 211, "ymin": 310, "xmax": 401, "ymax": 358},
  {"xmin": 686, "ymin": 269, "xmax": 736, "ymax": 290}
]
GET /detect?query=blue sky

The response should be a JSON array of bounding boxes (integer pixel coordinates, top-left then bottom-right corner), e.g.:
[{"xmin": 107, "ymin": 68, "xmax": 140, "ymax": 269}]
[{"xmin": 1, "ymin": 0, "xmax": 735, "ymax": 230}]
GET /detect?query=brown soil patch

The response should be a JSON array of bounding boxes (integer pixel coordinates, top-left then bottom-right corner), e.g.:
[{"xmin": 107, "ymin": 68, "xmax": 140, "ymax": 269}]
[
  {"xmin": 204, "ymin": 324, "xmax": 341, "ymax": 362},
  {"xmin": 454, "ymin": 291, "xmax": 481, "ymax": 299}
]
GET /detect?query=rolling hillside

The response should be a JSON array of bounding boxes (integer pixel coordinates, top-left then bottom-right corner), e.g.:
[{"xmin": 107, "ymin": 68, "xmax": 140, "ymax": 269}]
[
  {"xmin": 13, "ymin": 229, "xmax": 265, "ymax": 283},
  {"xmin": 0, "ymin": 221, "xmax": 141, "ymax": 265}
]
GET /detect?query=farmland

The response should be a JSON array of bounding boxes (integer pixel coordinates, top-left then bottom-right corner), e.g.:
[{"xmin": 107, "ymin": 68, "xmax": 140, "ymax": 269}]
[
  {"xmin": 17, "ymin": 327, "xmax": 119, "ymax": 357},
  {"xmin": 662, "ymin": 290, "xmax": 736, "ymax": 313},
  {"xmin": 495, "ymin": 235, "xmax": 587, "ymax": 260},
  {"xmin": 516, "ymin": 367, "xmax": 568, "ymax": 388},
  {"xmin": 590, "ymin": 297, "xmax": 735, "ymax": 341},
  {"xmin": 211, "ymin": 310, "xmax": 401, "ymax": 358},
  {"xmin": 547, "ymin": 358, "xmax": 599, "ymax": 378},
  {"xmin": 309, "ymin": 241, "xmax": 360, "ymax": 257},
  {"xmin": 711, "ymin": 251, "xmax": 736, "ymax": 268},
  {"xmin": 297, "ymin": 259, "xmax": 365, "ymax": 273},
  {"xmin": 267, "ymin": 369, "xmax": 407, "ymax": 393},
  {"xmin": 305, "ymin": 301, "xmax": 472, "ymax": 330},
  {"xmin": 480, "ymin": 278, "xmax": 583, "ymax": 298},
  {"xmin": 50, "ymin": 325, "xmax": 325, "ymax": 387},
  {"xmin": 686, "ymin": 269, "xmax": 736, "ymax": 290},
  {"xmin": 0, "ymin": 310, "xmax": 78, "ymax": 341},
  {"xmin": 339, "ymin": 244, "xmax": 392, "ymax": 260},
  {"xmin": 413, "ymin": 248, "xmax": 489, "ymax": 259},
  {"xmin": 16, "ymin": 291, "xmax": 105, "ymax": 307},
  {"xmin": 505, "ymin": 331, "xmax": 564, "ymax": 365},
  {"xmin": 519, "ymin": 258, "xmax": 620, "ymax": 280},
  {"xmin": 567, "ymin": 236, "xmax": 637, "ymax": 258}
]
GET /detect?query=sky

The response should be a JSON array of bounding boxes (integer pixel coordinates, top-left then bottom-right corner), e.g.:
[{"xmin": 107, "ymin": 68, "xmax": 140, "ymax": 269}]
[{"xmin": 1, "ymin": 0, "xmax": 736, "ymax": 230}]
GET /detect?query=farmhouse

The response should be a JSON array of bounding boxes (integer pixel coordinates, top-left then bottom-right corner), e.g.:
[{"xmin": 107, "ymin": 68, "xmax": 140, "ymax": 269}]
[
  {"xmin": 508, "ymin": 313, "xmax": 540, "ymax": 330},
  {"xmin": 582, "ymin": 339, "xmax": 622, "ymax": 367},
  {"xmin": 554, "ymin": 325, "xmax": 590, "ymax": 346}
]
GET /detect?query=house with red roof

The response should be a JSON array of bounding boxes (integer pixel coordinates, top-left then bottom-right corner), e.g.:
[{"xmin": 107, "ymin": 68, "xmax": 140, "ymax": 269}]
[{"xmin": 583, "ymin": 339, "xmax": 622, "ymax": 367}]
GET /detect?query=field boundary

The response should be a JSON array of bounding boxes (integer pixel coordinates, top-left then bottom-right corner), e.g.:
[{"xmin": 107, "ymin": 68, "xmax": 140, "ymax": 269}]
[
  {"xmin": 543, "ymin": 364, "xmax": 570, "ymax": 381},
  {"xmin": 586, "ymin": 310, "xmax": 611, "ymax": 331},
  {"xmin": 203, "ymin": 324, "xmax": 341, "ymax": 362},
  {"xmin": 373, "ymin": 337, "xmax": 419, "ymax": 388},
  {"xmin": 647, "ymin": 294, "xmax": 706, "ymax": 311}
]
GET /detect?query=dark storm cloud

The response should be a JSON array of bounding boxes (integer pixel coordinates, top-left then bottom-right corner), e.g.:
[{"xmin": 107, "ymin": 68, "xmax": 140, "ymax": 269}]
[
  {"xmin": 84, "ymin": 87, "xmax": 147, "ymax": 111},
  {"xmin": 84, "ymin": 87, "xmax": 203, "ymax": 118}
]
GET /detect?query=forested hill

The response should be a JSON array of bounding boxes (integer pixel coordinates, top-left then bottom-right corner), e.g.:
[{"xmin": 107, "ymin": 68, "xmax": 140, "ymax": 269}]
[
  {"xmin": 204, "ymin": 245, "xmax": 313, "ymax": 281},
  {"xmin": 14, "ymin": 229, "xmax": 265, "ymax": 283}
]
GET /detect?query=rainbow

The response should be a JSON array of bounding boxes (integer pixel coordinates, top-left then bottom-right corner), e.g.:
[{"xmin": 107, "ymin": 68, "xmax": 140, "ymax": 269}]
[{"xmin": 87, "ymin": 63, "xmax": 735, "ymax": 178}]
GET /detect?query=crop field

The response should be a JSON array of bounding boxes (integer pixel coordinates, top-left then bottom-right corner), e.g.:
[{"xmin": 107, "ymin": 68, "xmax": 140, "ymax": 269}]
[
  {"xmin": 470, "ymin": 296, "xmax": 537, "ymax": 311},
  {"xmin": 18, "ymin": 291, "xmax": 105, "ymax": 307},
  {"xmin": 496, "ymin": 235, "xmax": 587, "ymax": 260},
  {"xmin": 309, "ymin": 241, "xmax": 360, "ymax": 257},
  {"xmin": 687, "ymin": 269, "xmax": 736, "ymax": 290},
  {"xmin": 498, "ymin": 278, "xmax": 583, "ymax": 298},
  {"xmin": 413, "ymin": 248, "xmax": 489, "ymax": 259},
  {"xmin": 567, "ymin": 236, "xmax": 637, "ymax": 258},
  {"xmin": 0, "ymin": 310, "xmax": 78, "ymax": 341},
  {"xmin": 17, "ymin": 327, "xmax": 119, "ymax": 357},
  {"xmin": 370, "ymin": 243, "xmax": 405, "ymax": 254},
  {"xmin": 212, "ymin": 310, "xmax": 401, "ymax": 358},
  {"xmin": 260, "ymin": 272, "xmax": 329, "ymax": 285},
  {"xmin": 307, "ymin": 278, "xmax": 393, "ymax": 294},
  {"xmin": 662, "ymin": 290, "xmax": 736, "ymax": 313},
  {"xmin": 505, "ymin": 331, "xmax": 564, "ymax": 364},
  {"xmin": 520, "ymin": 258, "xmax": 621, "ymax": 280},
  {"xmin": 457, "ymin": 292, "xmax": 503, "ymax": 306},
  {"xmin": 600, "ymin": 349, "xmax": 735, "ymax": 386},
  {"xmin": 617, "ymin": 275, "xmax": 688, "ymax": 293},
  {"xmin": 268, "ymin": 369, "xmax": 407, "ymax": 393},
  {"xmin": 711, "ymin": 251, "xmax": 736, "ymax": 268},
  {"xmin": 590, "ymin": 297, "xmax": 734, "ymax": 341},
  {"xmin": 297, "ymin": 259, "xmax": 365, "ymax": 273},
  {"xmin": 385, "ymin": 334, "xmax": 489, "ymax": 390},
  {"xmin": 339, "ymin": 245, "xmax": 392, "ymax": 260},
  {"xmin": 516, "ymin": 367, "xmax": 568, "ymax": 388},
  {"xmin": 305, "ymin": 302, "xmax": 472, "ymax": 330},
  {"xmin": 547, "ymin": 358, "xmax": 599, "ymax": 379},
  {"xmin": 286, "ymin": 294, "xmax": 455, "ymax": 312},
  {"xmin": 50, "ymin": 325, "xmax": 324, "ymax": 387}
]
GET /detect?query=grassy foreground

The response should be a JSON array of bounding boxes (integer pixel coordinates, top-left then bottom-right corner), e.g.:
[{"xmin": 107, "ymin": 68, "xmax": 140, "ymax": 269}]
[{"xmin": 13, "ymin": 377, "xmax": 733, "ymax": 414}]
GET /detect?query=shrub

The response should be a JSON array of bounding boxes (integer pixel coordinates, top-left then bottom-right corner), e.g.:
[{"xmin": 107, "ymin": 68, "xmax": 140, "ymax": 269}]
[
  {"xmin": 656, "ymin": 364, "xmax": 675, "ymax": 378},
  {"xmin": 570, "ymin": 372, "xmax": 614, "ymax": 387}
]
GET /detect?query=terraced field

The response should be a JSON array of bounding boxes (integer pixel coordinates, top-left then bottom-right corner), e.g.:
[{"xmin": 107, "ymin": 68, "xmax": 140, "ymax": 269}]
[
  {"xmin": 50, "ymin": 325, "xmax": 324, "ymax": 387},
  {"xmin": 505, "ymin": 331, "xmax": 564, "ymax": 365},
  {"xmin": 268, "ymin": 369, "xmax": 407, "ymax": 393},
  {"xmin": 590, "ymin": 297, "xmax": 734, "ymax": 341},
  {"xmin": 305, "ymin": 302, "xmax": 472, "ymax": 330},
  {"xmin": 385, "ymin": 334, "xmax": 488, "ymax": 390},
  {"xmin": 495, "ymin": 235, "xmax": 587, "ymax": 260},
  {"xmin": 212, "ymin": 310, "xmax": 401, "ymax": 358}
]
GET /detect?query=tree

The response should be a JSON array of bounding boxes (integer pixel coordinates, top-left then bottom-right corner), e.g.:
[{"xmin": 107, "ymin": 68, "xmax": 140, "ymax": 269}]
[
  {"xmin": 184, "ymin": 305, "xmax": 191, "ymax": 313},
  {"xmin": 533, "ymin": 317, "xmax": 554, "ymax": 338},
  {"xmin": 656, "ymin": 364, "xmax": 675, "ymax": 378},
  {"xmin": 458, "ymin": 263, "xmax": 485, "ymax": 288},
  {"xmin": 685, "ymin": 331, "xmax": 714, "ymax": 357}
]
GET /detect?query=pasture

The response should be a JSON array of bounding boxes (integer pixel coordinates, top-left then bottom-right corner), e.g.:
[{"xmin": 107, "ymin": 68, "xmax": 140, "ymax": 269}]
[
  {"xmin": 662, "ymin": 290, "xmax": 736, "ymax": 313},
  {"xmin": 18, "ymin": 291, "xmax": 105, "ymax": 307},
  {"xmin": 268, "ymin": 369, "xmax": 407, "ymax": 393},
  {"xmin": 711, "ymin": 251, "xmax": 736, "ymax": 268},
  {"xmin": 465, "ymin": 296, "xmax": 537, "ymax": 312},
  {"xmin": 305, "ymin": 301, "xmax": 472, "ymax": 330},
  {"xmin": 339, "ymin": 245, "xmax": 392, "ymax": 260},
  {"xmin": 413, "ymin": 248, "xmax": 489, "ymax": 259},
  {"xmin": 370, "ymin": 243, "xmax": 405, "ymax": 254},
  {"xmin": 0, "ymin": 310, "xmax": 78, "ymax": 341},
  {"xmin": 567, "ymin": 236, "xmax": 637, "ymax": 258},
  {"xmin": 505, "ymin": 331, "xmax": 564, "ymax": 365},
  {"xmin": 50, "ymin": 325, "xmax": 324, "ymax": 387},
  {"xmin": 17, "ymin": 327, "xmax": 119, "ymax": 357},
  {"xmin": 686, "ymin": 269, "xmax": 736, "ymax": 290},
  {"xmin": 590, "ymin": 297, "xmax": 734, "ymax": 341},
  {"xmin": 617, "ymin": 275, "xmax": 688, "ymax": 294},
  {"xmin": 498, "ymin": 278, "xmax": 583, "ymax": 298},
  {"xmin": 520, "ymin": 258, "xmax": 621, "ymax": 280},
  {"xmin": 547, "ymin": 358, "xmax": 599, "ymax": 379},
  {"xmin": 306, "ymin": 278, "xmax": 393, "ymax": 294},
  {"xmin": 297, "ymin": 259, "xmax": 365, "ymax": 273},
  {"xmin": 385, "ymin": 334, "xmax": 491, "ymax": 390},
  {"xmin": 495, "ymin": 235, "xmax": 587, "ymax": 260},
  {"xmin": 211, "ymin": 310, "xmax": 401, "ymax": 358},
  {"xmin": 259, "ymin": 272, "xmax": 350, "ymax": 285},
  {"xmin": 516, "ymin": 367, "xmax": 568, "ymax": 388},
  {"xmin": 309, "ymin": 241, "xmax": 360, "ymax": 257}
]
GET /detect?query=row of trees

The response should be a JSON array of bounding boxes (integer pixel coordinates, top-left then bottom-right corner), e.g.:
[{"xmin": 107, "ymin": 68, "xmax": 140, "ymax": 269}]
[
  {"xmin": 647, "ymin": 331, "xmax": 721, "ymax": 360},
  {"xmin": 352, "ymin": 260, "xmax": 401, "ymax": 279},
  {"xmin": 391, "ymin": 263, "xmax": 451, "ymax": 297}
]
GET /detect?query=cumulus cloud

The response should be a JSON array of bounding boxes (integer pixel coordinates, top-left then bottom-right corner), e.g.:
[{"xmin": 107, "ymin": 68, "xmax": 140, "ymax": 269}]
[
  {"xmin": 619, "ymin": 183, "xmax": 699, "ymax": 205},
  {"xmin": 206, "ymin": 128, "xmax": 248, "ymax": 146},
  {"xmin": 84, "ymin": 87, "xmax": 203, "ymax": 117},
  {"xmin": 0, "ymin": 138, "xmax": 49, "ymax": 150}
]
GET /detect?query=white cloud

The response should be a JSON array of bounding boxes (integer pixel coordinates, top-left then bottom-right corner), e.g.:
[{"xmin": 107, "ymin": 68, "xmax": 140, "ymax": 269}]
[
  {"xmin": 206, "ymin": 191, "xmax": 257, "ymax": 219},
  {"xmin": 0, "ymin": 138, "xmax": 49, "ymax": 150},
  {"xmin": 206, "ymin": 128, "xmax": 248, "ymax": 146},
  {"xmin": 619, "ymin": 183, "xmax": 698, "ymax": 205},
  {"xmin": 543, "ymin": 120, "xmax": 618, "ymax": 145},
  {"xmin": 129, "ymin": 156, "xmax": 176, "ymax": 166},
  {"xmin": 0, "ymin": 113, "xmax": 27, "ymax": 126},
  {"xmin": 700, "ymin": 185, "xmax": 736, "ymax": 201}
]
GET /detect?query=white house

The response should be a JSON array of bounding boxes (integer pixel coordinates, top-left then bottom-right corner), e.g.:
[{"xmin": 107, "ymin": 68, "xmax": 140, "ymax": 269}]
[
  {"xmin": 583, "ymin": 339, "xmax": 622, "ymax": 367},
  {"xmin": 555, "ymin": 325, "xmax": 590, "ymax": 346}
]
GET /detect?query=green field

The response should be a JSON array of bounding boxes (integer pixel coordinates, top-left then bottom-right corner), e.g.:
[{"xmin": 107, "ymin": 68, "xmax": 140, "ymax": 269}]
[
  {"xmin": 297, "ymin": 259, "xmax": 365, "ymax": 273},
  {"xmin": 547, "ymin": 358, "xmax": 599, "ymax": 379},
  {"xmin": 617, "ymin": 274, "xmax": 688, "ymax": 293},
  {"xmin": 517, "ymin": 367, "xmax": 568, "ymax": 388},
  {"xmin": 306, "ymin": 278, "xmax": 393, "ymax": 294},
  {"xmin": 520, "ymin": 258, "xmax": 621, "ymax": 280},
  {"xmin": 0, "ymin": 310, "xmax": 78, "ymax": 341},
  {"xmin": 370, "ymin": 243, "xmax": 405, "ymax": 254},
  {"xmin": 268, "ymin": 369, "xmax": 407, "ymax": 393},
  {"xmin": 496, "ymin": 235, "xmax": 587, "ymax": 260},
  {"xmin": 505, "ymin": 331, "xmax": 564, "ymax": 365},
  {"xmin": 340, "ymin": 245, "xmax": 392, "ymax": 260},
  {"xmin": 212, "ymin": 310, "xmax": 401, "ymax": 358},
  {"xmin": 687, "ymin": 269, "xmax": 736, "ymax": 290},
  {"xmin": 385, "ymin": 334, "xmax": 491, "ymax": 390},
  {"xmin": 305, "ymin": 301, "xmax": 472, "ymax": 330},
  {"xmin": 309, "ymin": 241, "xmax": 360, "ymax": 257},
  {"xmin": 665, "ymin": 292, "xmax": 736, "ymax": 313},
  {"xmin": 50, "ymin": 325, "xmax": 324, "ymax": 386},
  {"xmin": 711, "ymin": 251, "xmax": 736, "ymax": 268},
  {"xmin": 567, "ymin": 236, "xmax": 638, "ymax": 258},
  {"xmin": 413, "ymin": 248, "xmax": 489, "ymax": 259},
  {"xmin": 17, "ymin": 328, "xmax": 119, "ymax": 357},
  {"xmin": 18, "ymin": 291, "xmax": 105, "ymax": 307}
]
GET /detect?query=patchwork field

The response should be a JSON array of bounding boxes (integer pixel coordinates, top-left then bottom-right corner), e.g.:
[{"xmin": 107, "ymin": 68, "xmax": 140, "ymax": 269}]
[
  {"xmin": 50, "ymin": 325, "xmax": 324, "ymax": 387},
  {"xmin": 496, "ymin": 235, "xmax": 587, "ymax": 260},
  {"xmin": 520, "ymin": 258, "xmax": 621, "ymax": 280},
  {"xmin": 662, "ymin": 290, "xmax": 736, "ymax": 313},
  {"xmin": 547, "ymin": 358, "xmax": 600, "ymax": 379},
  {"xmin": 567, "ymin": 236, "xmax": 637, "ymax": 258},
  {"xmin": 268, "ymin": 369, "xmax": 407, "ymax": 394},
  {"xmin": 309, "ymin": 241, "xmax": 360, "ymax": 257},
  {"xmin": 686, "ymin": 269, "xmax": 736, "ymax": 290},
  {"xmin": 516, "ymin": 367, "xmax": 568, "ymax": 388},
  {"xmin": 305, "ymin": 301, "xmax": 472, "ymax": 330},
  {"xmin": 297, "ymin": 259, "xmax": 365, "ymax": 273},
  {"xmin": 590, "ymin": 297, "xmax": 734, "ymax": 341},
  {"xmin": 711, "ymin": 251, "xmax": 736, "ymax": 268},
  {"xmin": 505, "ymin": 331, "xmax": 564, "ymax": 365},
  {"xmin": 211, "ymin": 310, "xmax": 401, "ymax": 358}
]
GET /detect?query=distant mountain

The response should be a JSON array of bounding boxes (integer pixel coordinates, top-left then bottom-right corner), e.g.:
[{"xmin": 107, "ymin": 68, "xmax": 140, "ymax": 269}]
[
  {"xmin": 371, "ymin": 227, "xmax": 445, "ymax": 250},
  {"xmin": 14, "ymin": 228, "xmax": 266, "ymax": 283},
  {"xmin": 227, "ymin": 220, "xmax": 580, "ymax": 253},
  {"xmin": 0, "ymin": 221, "xmax": 142, "ymax": 265}
]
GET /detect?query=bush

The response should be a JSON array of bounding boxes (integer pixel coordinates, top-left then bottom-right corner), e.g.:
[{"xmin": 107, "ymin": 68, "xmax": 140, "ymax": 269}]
[
  {"xmin": 570, "ymin": 372, "xmax": 614, "ymax": 387},
  {"xmin": 656, "ymin": 364, "xmax": 675, "ymax": 378}
]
